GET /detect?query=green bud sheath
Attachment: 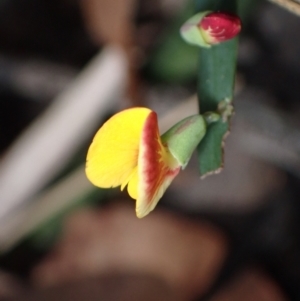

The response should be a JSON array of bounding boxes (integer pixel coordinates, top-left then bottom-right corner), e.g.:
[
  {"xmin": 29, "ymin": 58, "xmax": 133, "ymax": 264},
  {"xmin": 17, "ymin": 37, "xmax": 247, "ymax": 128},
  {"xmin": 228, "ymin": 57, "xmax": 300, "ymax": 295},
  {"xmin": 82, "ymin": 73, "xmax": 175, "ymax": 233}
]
[
  {"xmin": 180, "ymin": 11, "xmax": 212, "ymax": 48},
  {"xmin": 161, "ymin": 115, "xmax": 206, "ymax": 168}
]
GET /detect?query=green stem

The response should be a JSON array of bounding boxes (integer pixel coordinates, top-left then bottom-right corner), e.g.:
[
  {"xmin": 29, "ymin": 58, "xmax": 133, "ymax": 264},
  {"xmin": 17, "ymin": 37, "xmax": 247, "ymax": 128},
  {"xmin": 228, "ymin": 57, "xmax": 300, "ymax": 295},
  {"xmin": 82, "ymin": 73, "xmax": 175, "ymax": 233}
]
[{"xmin": 194, "ymin": 0, "xmax": 238, "ymax": 176}]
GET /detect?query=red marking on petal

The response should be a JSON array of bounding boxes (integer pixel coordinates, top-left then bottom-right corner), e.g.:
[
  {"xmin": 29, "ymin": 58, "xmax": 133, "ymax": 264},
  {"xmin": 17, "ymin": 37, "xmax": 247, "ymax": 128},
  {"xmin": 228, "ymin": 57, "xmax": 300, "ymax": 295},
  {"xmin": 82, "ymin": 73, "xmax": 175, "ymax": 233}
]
[
  {"xmin": 200, "ymin": 12, "xmax": 241, "ymax": 43},
  {"xmin": 137, "ymin": 112, "xmax": 180, "ymax": 215}
]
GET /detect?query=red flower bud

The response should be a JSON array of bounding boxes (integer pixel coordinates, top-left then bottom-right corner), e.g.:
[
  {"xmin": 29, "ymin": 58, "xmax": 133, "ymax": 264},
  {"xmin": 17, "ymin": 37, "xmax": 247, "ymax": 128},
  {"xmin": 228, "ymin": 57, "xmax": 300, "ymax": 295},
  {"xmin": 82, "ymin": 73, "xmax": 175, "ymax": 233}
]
[{"xmin": 199, "ymin": 12, "xmax": 241, "ymax": 44}]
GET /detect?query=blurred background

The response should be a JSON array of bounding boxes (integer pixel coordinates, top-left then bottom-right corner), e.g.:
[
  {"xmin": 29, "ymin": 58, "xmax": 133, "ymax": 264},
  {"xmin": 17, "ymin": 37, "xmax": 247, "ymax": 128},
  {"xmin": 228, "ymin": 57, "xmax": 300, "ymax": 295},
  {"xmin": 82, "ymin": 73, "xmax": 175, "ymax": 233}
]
[{"xmin": 0, "ymin": 0, "xmax": 300, "ymax": 300}]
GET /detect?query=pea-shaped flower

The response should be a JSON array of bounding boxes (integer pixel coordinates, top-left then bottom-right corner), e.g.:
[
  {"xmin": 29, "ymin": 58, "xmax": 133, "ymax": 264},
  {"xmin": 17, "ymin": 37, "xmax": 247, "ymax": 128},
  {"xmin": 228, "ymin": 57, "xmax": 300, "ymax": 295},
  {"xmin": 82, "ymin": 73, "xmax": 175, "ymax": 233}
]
[
  {"xmin": 86, "ymin": 108, "xmax": 206, "ymax": 218},
  {"xmin": 180, "ymin": 11, "xmax": 241, "ymax": 48}
]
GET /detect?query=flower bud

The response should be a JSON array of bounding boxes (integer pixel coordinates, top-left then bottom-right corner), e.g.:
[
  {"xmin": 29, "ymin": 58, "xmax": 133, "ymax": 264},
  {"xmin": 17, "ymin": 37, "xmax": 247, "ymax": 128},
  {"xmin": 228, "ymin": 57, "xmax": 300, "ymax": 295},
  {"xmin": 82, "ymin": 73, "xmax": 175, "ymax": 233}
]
[{"xmin": 180, "ymin": 11, "xmax": 241, "ymax": 48}]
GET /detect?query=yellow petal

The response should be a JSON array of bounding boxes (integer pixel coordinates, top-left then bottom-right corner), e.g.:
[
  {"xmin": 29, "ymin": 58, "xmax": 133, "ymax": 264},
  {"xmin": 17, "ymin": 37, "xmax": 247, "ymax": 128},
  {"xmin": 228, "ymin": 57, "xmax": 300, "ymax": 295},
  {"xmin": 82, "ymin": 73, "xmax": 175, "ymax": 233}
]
[
  {"xmin": 127, "ymin": 167, "xmax": 138, "ymax": 199},
  {"xmin": 86, "ymin": 107, "xmax": 151, "ymax": 189},
  {"xmin": 135, "ymin": 111, "xmax": 180, "ymax": 218}
]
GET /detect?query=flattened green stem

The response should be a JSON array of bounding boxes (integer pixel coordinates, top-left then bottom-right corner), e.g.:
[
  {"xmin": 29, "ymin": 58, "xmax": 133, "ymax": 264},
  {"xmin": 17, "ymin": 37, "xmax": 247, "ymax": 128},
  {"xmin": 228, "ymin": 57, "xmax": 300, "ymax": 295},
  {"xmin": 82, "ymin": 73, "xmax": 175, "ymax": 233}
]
[
  {"xmin": 194, "ymin": 0, "xmax": 238, "ymax": 176},
  {"xmin": 198, "ymin": 38, "xmax": 238, "ymax": 113}
]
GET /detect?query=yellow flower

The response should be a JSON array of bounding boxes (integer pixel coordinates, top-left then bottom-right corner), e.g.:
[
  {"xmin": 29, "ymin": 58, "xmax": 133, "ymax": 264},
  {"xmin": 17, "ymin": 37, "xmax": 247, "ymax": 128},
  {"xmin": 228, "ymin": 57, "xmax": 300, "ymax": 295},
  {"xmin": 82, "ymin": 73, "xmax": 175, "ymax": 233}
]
[{"xmin": 86, "ymin": 107, "xmax": 181, "ymax": 218}]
